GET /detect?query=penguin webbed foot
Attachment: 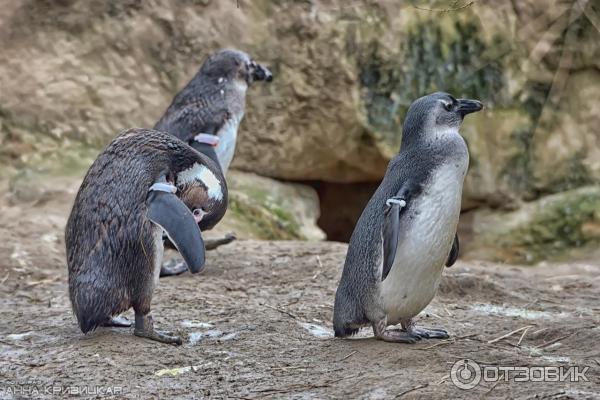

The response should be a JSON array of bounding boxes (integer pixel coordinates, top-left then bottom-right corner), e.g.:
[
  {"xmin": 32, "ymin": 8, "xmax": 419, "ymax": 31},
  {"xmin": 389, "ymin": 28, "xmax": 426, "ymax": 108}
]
[
  {"xmin": 373, "ymin": 319, "xmax": 420, "ymax": 344},
  {"xmin": 204, "ymin": 232, "xmax": 236, "ymax": 250},
  {"xmin": 159, "ymin": 233, "xmax": 236, "ymax": 277},
  {"xmin": 159, "ymin": 260, "xmax": 189, "ymax": 277},
  {"xmin": 101, "ymin": 315, "xmax": 132, "ymax": 328},
  {"xmin": 379, "ymin": 329, "xmax": 421, "ymax": 344},
  {"xmin": 134, "ymin": 314, "xmax": 182, "ymax": 345},
  {"xmin": 402, "ymin": 318, "xmax": 449, "ymax": 339}
]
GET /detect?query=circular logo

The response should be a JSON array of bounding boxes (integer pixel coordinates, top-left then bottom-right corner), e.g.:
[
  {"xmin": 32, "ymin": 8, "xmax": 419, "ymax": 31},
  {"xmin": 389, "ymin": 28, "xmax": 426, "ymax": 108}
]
[{"xmin": 450, "ymin": 359, "xmax": 481, "ymax": 389}]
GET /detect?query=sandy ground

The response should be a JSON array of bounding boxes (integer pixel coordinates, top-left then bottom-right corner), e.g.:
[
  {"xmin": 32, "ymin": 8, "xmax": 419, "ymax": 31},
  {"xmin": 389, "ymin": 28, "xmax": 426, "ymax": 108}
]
[{"xmin": 0, "ymin": 176, "xmax": 599, "ymax": 399}]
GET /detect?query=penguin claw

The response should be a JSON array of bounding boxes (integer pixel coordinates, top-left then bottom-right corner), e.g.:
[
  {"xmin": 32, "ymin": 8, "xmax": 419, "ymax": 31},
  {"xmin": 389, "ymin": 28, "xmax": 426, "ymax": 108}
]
[
  {"xmin": 378, "ymin": 330, "xmax": 421, "ymax": 344},
  {"xmin": 134, "ymin": 328, "xmax": 182, "ymax": 345},
  {"xmin": 373, "ymin": 320, "xmax": 421, "ymax": 343},
  {"xmin": 408, "ymin": 327, "xmax": 450, "ymax": 339},
  {"xmin": 134, "ymin": 314, "xmax": 182, "ymax": 345}
]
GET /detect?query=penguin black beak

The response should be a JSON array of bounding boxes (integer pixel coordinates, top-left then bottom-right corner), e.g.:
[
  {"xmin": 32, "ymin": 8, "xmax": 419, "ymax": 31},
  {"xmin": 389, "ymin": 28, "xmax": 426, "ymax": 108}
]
[
  {"xmin": 457, "ymin": 99, "xmax": 483, "ymax": 116},
  {"xmin": 253, "ymin": 63, "xmax": 273, "ymax": 82}
]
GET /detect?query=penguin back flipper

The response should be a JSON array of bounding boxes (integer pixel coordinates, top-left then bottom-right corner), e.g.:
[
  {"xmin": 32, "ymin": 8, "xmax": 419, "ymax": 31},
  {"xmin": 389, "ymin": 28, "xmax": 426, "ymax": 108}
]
[
  {"xmin": 382, "ymin": 186, "xmax": 411, "ymax": 281},
  {"xmin": 445, "ymin": 234, "xmax": 459, "ymax": 267}
]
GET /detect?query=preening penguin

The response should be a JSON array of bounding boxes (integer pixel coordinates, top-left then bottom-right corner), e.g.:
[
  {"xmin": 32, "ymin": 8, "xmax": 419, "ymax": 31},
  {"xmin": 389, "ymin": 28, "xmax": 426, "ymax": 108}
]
[
  {"xmin": 154, "ymin": 49, "xmax": 272, "ymax": 276},
  {"xmin": 333, "ymin": 92, "xmax": 482, "ymax": 343},
  {"xmin": 65, "ymin": 128, "xmax": 227, "ymax": 344},
  {"xmin": 154, "ymin": 48, "xmax": 272, "ymax": 173}
]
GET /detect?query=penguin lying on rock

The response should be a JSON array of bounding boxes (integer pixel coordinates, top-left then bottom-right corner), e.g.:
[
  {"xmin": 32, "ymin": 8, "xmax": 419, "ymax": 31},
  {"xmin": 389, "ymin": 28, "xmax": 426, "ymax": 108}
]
[
  {"xmin": 333, "ymin": 92, "xmax": 482, "ymax": 343},
  {"xmin": 154, "ymin": 49, "xmax": 272, "ymax": 276},
  {"xmin": 66, "ymin": 128, "xmax": 227, "ymax": 344}
]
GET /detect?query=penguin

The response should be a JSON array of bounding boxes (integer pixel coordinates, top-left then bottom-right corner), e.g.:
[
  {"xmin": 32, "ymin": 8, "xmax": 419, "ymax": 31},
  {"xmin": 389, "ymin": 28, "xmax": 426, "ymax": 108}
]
[
  {"xmin": 65, "ymin": 128, "xmax": 228, "ymax": 344},
  {"xmin": 154, "ymin": 48, "xmax": 272, "ymax": 173},
  {"xmin": 154, "ymin": 49, "xmax": 272, "ymax": 276},
  {"xmin": 333, "ymin": 92, "xmax": 482, "ymax": 343}
]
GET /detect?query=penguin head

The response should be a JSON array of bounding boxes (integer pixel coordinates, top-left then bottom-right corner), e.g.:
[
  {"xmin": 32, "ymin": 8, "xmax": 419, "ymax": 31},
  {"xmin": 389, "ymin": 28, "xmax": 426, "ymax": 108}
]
[
  {"xmin": 200, "ymin": 49, "xmax": 273, "ymax": 86},
  {"xmin": 176, "ymin": 163, "xmax": 227, "ymax": 231},
  {"xmin": 401, "ymin": 92, "xmax": 483, "ymax": 147}
]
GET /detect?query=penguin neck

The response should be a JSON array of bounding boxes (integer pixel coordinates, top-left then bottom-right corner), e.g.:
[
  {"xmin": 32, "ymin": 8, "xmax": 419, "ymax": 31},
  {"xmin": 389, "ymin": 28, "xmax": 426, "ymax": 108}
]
[
  {"xmin": 400, "ymin": 125, "xmax": 462, "ymax": 151},
  {"xmin": 189, "ymin": 141, "xmax": 222, "ymax": 173}
]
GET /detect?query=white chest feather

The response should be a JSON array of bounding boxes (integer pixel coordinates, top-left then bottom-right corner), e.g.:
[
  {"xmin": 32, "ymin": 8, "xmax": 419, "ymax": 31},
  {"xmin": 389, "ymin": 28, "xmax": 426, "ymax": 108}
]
[
  {"xmin": 152, "ymin": 227, "xmax": 164, "ymax": 288},
  {"xmin": 381, "ymin": 160, "xmax": 468, "ymax": 324},
  {"xmin": 216, "ymin": 113, "xmax": 243, "ymax": 174},
  {"xmin": 177, "ymin": 163, "xmax": 223, "ymax": 201}
]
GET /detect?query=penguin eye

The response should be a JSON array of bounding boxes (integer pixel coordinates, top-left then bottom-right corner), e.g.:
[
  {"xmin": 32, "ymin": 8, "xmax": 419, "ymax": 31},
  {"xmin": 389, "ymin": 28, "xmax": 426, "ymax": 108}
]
[
  {"xmin": 192, "ymin": 209, "xmax": 204, "ymax": 217},
  {"xmin": 443, "ymin": 102, "xmax": 453, "ymax": 112}
]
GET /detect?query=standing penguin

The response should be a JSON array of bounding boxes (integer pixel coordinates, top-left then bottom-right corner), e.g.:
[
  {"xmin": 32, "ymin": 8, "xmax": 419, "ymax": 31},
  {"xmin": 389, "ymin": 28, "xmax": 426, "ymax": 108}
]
[
  {"xmin": 154, "ymin": 49, "xmax": 272, "ymax": 276},
  {"xmin": 154, "ymin": 48, "xmax": 272, "ymax": 173},
  {"xmin": 333, "ymin": 92, "xmax": 482, "ymax": 342},
  {"xmin": 66, "ymin": 128, "xmax": 227, "ymax": 344}
]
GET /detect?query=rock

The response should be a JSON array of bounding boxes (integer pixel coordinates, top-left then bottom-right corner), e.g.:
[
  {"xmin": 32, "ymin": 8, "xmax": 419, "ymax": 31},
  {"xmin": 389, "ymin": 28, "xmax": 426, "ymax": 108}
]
[
  {"xmin": 211, "ymin": 171, "xmax": 325, "ymax": 241},
  {"xmin": 464, "ymin": 185, "xmax": 600, "ymax": 264},
  {"xmin": 1, "ymin": 0, "xmax": 597, "ymax": 194},
  {"xmin": 530, "ymin": 69, "xmax": 600, "ymax": 192}
]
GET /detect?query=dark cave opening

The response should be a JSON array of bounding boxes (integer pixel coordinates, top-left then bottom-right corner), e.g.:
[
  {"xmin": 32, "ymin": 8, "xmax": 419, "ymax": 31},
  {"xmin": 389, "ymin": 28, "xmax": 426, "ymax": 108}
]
[
  {"xmin": 306, "ymin": 180, "xmax": 475, "ymax": 245},
  {"xmin": 305, "ymin": 181, "xmax": 380, "ymax": 242}
]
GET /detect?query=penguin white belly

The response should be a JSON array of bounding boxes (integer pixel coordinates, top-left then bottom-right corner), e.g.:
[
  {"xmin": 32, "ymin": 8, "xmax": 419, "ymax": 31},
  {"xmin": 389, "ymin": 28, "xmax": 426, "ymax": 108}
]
[
  {"xmin": 152, "ymin": 227, "xmax": 165, "ymax": 288},
  {"xmin": 215, "ymin": 113, "xmax": 243, "ymax": 174},
  {"xmin": 382, "ymin": 163, "xmax": 466, "ymax": 324}
]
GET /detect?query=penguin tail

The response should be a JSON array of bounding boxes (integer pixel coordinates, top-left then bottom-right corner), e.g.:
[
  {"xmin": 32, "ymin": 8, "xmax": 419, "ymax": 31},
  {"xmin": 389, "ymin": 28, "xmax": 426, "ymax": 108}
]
[
  {"xmin": 69, "ymin": 278, "xmax": 119, "ymax": 334},
  {"xmin": 334, "ymin": 326, "xmax": 359, "ymax": 338},
  {"xmin": 333, "ymin": 287, "xmax": 364, "ymax": 338},
  {"xmin": 76, "ymin": 312, "xmax": 101, "ymax": 334}
]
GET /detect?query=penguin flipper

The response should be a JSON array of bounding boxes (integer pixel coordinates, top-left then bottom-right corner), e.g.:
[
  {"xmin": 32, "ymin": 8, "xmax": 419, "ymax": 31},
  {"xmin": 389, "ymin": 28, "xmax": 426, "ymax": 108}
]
[
  {"xmin": 147, "ymin": 190, "xmax": 206, "ymax": 273},
  {"xmin": 445, "ymin": 234, "xmax": 459, "ymax": 267},
  {"xmin": 382, "ymin": 196, "xmax": 408, "ymax": 281}
]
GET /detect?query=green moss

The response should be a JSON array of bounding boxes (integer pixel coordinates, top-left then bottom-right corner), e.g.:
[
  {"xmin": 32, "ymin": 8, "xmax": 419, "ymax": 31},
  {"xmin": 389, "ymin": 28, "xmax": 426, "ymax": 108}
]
[
  {"xmin": 521, "ymin": 82, "xmax": 552, "ymax": 122},
  {"xmin": 501, "ymin": 127, "xmax": 535, "ymax": 197},
  {"xmin": 358, "ymin": 19, "xmax": 509, "ymax": 147},
  {"xmin": 541, "ymin": 153, "xmax": 595, "ymax": 193},
  {"xmin": 228, "ymin": 192, "xmax": 303, "ymax": 241},
  {"xmin": 497, "ymin": 188, "xmax": 600, "ymax": 264}
]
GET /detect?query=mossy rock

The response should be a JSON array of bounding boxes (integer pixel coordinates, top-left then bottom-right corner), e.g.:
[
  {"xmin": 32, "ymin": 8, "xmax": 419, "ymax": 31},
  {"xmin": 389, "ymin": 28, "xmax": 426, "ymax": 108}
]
[
  {"xmin": 469, "ymin": 185, "xmax": 600, "ymax": 264},
  {"xmin": 215, "ymin": 171, "xmax": 325, "ymax": 241}
]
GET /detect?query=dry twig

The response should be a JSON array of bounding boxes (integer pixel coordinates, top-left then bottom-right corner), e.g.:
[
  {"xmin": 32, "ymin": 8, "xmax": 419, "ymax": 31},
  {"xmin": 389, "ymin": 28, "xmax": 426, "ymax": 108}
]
[
  {"xmin": 487, "ymin": 326, "xmax": 534, "ymax": 344},
  {"xmin": 262, "ymin": 303, "xmax": 299, "ymax": 319},
  {"xmin": 395, "ymin": 383, "xmax": 429, "ymax": 398}
]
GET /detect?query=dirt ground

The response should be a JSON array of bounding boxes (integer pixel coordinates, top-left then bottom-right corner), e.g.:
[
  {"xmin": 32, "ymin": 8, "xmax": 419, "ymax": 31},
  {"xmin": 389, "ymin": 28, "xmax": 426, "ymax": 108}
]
[{"xmin": 0, "ymin": 175, "xmax": 599, "ymax": 399}]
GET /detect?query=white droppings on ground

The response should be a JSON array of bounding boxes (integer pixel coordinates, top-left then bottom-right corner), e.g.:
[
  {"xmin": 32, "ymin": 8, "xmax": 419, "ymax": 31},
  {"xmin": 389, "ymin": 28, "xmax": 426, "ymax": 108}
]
[
  {"xmin": 189, "ymin": 329, "xmax": 224, "ymax": 344},
  {"xmin": 470, "ymin": 304, "xmax": 569, "ymax": 320},
  {"xmin": 181, "ymin": 320, "xmax": 214, "ymax": 329},
  {"xmin": 154, "ymin": 363, "xmax": 213, "ymax": 377},
  {"xmin": 7, "ymin": 332, "xmax": 35, "ymax": 340},
  {"xmin": 298, "ymin": 322, "xmax": 333, "ymax": 338}
]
